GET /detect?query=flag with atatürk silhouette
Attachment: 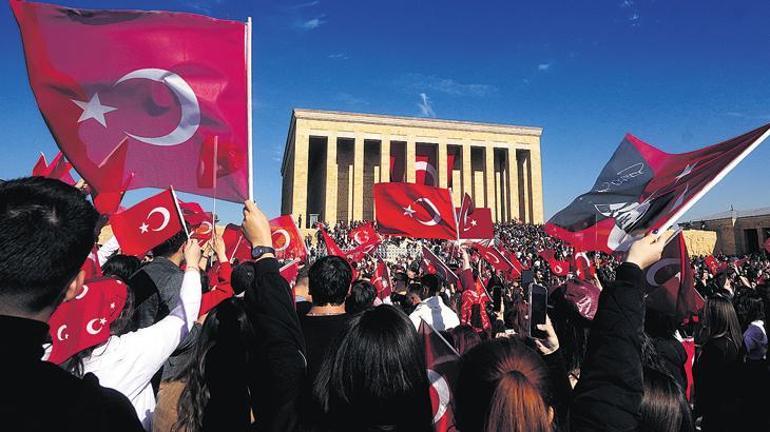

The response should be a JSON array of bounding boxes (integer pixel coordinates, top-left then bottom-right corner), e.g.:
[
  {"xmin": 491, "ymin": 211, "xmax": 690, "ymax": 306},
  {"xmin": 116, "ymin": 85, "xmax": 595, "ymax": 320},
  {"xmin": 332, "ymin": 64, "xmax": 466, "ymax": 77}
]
[{"xmin": 546, "ymin": 124, "xmax": 770, "ymax": 253}]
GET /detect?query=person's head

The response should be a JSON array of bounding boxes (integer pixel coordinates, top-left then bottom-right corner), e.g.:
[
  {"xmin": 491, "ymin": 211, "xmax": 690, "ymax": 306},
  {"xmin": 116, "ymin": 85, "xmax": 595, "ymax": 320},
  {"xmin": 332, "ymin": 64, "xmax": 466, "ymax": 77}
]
[
  {"xmin": 345, "ymin": 280, "xmax": 376, "ymax": 314},
  {"xmin": 295, "ymin": 265, "xmax": 310, "ymax": 297},
  {"xmin": 309, "ymin": 256, "xmax": 352, "ymax": 306},
  {"xmin": 639, "ymin": 367, "xmax": 694, "ymax": 432},
  {"xmin": 101, "ymin": 254, "xmax": 141, "ymax": 283},
  {"xmin": 313, "ymin": 305, "xmax": 432, "ymax": 430},
  {"xmin": 230, "ymin": 261, "xmax": 256, "ymax": 296},
  {"xmin": 0, "ymin": 177, "xmax": 99, "ymax": 319},
  {"xmin": 419, "ymin": 273, "xmax": 440, "ymax": 299},
  {"xmin": 455, "ymin": 338, "xmax": 553, "ymax": 432},
  {"xmin": 448, "ymin": 325, "xmax": 481, "ymax": 355},
  {"xmin": 700, "ymin": 295, "xmax": 742, "ymax": 350},
  {"xmin": 150, "ymin": 229, "xmax": 187, "ymax": 261},
  {"xmin": 176, "ymin": 298, "xmax": 255, "ymax": 432},
  {"xmin": 644, "ymin": 308, "xmax": 678, "ymax": 339}
]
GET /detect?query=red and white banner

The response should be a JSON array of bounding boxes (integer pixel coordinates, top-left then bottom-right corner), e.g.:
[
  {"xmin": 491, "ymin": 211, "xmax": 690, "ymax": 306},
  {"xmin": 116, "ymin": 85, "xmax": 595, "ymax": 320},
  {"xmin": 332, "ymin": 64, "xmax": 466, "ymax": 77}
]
[
  {"xmin": 222, "ymin": 223, "xmax": 252, "ymax": 263},
  {"xmin": 374, "ymin": 183, "xmax": 458, "ymax": 240},
  {"xmin": 540, "ymin": 249, "xmax": 569, "ymax": 277},
  {"xmin": 372, "ymin": 258, "xmax": 393, "ymax": 304},
  {"xmin": 270, "ymin": 215, "xmax": 307, "ymax": 262},
  {"xmin": 644, "ymin": 232, "xmax": 704, "ymax": 319},
  {"xmin": 418, "ymin": 319, "xmax": 460, "ymax": 432},
  {"xmin": 110, "ymin": 189, "xmax": 186, "ymax": 256},
  {"xmin": 421, "ymin": 245, "xmax": 460, "ymax": 287},
  {"xmin": 13, "ymin": 0, "xmax": 251, "ymax": 202}
]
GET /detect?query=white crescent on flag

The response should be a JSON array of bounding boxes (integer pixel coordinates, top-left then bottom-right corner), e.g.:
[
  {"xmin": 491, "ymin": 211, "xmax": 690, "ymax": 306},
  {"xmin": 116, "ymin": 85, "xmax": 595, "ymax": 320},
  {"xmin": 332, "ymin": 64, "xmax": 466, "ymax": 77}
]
[
  {"xmin": 427, "ymin": 369, "xmax": 451, "ymax": 424},
  {"xmin": 411, "ymin": 198, "xmax": 442, "ymax": 226},
  {"xmin": 147, "ymin": 207, "xmax": 171, "ymax": 232},
  {"xmin": 646, "ymin": 258, "xmax": 680, "ymax": 287},
  {"xmin": 272, "ymin": 229, "xmax": 291, "ymax": 252},
  {"xmin": 115, "ymin": 68, "xmax": 201, "ymax": 147},
  {"xmin": 85, "ymin": 317, "xmax": 106, "ymax": 335},
  {"xmin": 415, "ymin": 160, "xmax": 438, "ymax": 185}
]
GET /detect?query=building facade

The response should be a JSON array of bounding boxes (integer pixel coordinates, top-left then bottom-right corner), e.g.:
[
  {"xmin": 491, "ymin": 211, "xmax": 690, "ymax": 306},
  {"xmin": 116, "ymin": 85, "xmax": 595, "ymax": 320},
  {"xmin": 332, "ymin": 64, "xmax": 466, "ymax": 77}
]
[
  {"xmin": 280, "ymin": 109, "xmax": 544, "ymax": 228},
  {"xmin": 689, "ymin": 207, "xmax": 770, "ymax": 255}
]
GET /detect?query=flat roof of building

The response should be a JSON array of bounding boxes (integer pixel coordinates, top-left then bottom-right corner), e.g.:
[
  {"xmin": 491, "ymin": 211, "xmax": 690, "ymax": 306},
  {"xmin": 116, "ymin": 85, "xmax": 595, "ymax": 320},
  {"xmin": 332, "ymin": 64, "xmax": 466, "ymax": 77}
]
[{"xmin": 694, "ymin": 206, "xmax": 770, "ymax": 221}]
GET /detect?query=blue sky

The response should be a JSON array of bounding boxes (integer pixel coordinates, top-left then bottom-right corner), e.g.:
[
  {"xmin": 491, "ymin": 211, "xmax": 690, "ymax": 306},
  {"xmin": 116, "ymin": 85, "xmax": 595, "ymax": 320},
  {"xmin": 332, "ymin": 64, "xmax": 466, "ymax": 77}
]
[{"xmin": 2, "ymin": 0, "xmax": 770, "ymax": 224}]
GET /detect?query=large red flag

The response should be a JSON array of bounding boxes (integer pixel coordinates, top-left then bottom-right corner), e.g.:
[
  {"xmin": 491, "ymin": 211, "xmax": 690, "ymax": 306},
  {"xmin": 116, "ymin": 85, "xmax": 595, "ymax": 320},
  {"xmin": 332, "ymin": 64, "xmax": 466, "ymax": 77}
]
[
  {"xmin": 571, "ymin": 252, "xmax": 596, "ymax": 280},
  {"xmin": 416, "ymin": 151, "xmax": 438, "ymax": 186},
  {"xmin": 546, "ymin": 125, "xmax": 770, "ymax": 253},
  {"xmin": 418, "ymin": 319, "xmax": 460, "ymax": 432},
  {"xmin": 644, "ymin": 232, "xmax": 704, "ymax": 319},
  {"xmin": 475, "ymin": 244, "xmax": 513, "ymax": 273},
  {"xmin": 12, "ymin": 0, "xmax": 251, "ymax": 202},
  {"xmin": 92, "ymin": 138, "xmax": 133, "ymax": 215},
  {"xmin": 109, "ymin": 189, "xmax": 186, "ymax": 256},
  {"xmin": 421, "ymin": 245, "xmax": 460, "ymax": 288},
  {"xmin": 270, "ymin": 215, "xmax": 307, "ymax": 262},
  {"xmin": 318, "ymin": 224, "xmax": 346, "ymax": 257},
  {"xmin": 499, "ymin": 246, "xmax": 525, "ymax": 278},
  {"xmin": 374, "ymin": 183, "xmax": 457, "ymax": 240},
  {"xmin": 222, "ymin": 223, "xmax": 252, "ymax": 263},
  {"xmin": 704, "ymin": 255, "xmax": 720, "ymax": 275},
  {"xmin": 456, "ymin": 193, "xmax": 494, "ymax": 240}
]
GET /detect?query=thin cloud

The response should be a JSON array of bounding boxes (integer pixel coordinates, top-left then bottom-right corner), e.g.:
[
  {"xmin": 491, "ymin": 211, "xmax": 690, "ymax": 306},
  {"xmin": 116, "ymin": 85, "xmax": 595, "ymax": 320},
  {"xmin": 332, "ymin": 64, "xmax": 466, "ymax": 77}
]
[
  {"xmin": 336, "ymin": 92, "xmax": 368, "ymax": 106},
  {"xmin": 297, "ymin": 15, "xmax": 326, "ymax": 30},
  {"xmin": 417, "ymin": 93, "xmax": 436, "ymax": 118},
  {"xmin": 723, "ymin": 111, "xmax": 770, "ymax": 120},
  {"xmin": 398, "ymin": 73, "xmax": 496, "ymax": 97},
  {"xmin": 537, "ymin": 63, "xmax": 552, "ymax": 71},
  {"xmin": 289, "ymin": 0, "xmax": 320, "ymax": 9},
  {"xmin": 328, "ymin": 53, "xmax": 349, "ymax": 60}
]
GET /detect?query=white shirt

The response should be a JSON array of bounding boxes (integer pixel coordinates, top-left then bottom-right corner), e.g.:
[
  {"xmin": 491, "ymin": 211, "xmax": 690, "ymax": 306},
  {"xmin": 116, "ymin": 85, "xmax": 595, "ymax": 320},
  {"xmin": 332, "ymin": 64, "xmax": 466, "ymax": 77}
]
[
  {"xmin": 96, "ymin": 236, "xmax": 120, "ymax": 266},
  {"xmin": 409, "ymin": 296, "xmax": 460, "ymax": 332},
  {"xmin": 82, "ymin": 269, "xmax": 201, "ymax": 430}
]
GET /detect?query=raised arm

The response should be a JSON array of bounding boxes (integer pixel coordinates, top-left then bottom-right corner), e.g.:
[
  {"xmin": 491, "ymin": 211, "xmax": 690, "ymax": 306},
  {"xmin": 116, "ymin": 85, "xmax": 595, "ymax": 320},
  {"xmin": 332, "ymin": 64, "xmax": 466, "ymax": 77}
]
[{"xmin": 570, "ymin": 232, "xmax": 673, "ymax": 431}]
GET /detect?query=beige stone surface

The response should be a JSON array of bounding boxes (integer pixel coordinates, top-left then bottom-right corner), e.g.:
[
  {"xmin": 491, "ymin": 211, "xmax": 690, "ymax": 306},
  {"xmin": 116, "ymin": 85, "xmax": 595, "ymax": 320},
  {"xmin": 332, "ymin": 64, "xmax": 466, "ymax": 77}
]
[
  {"xmin": 280, "ymin": 109, "xmax": 544, "ymax": 224},
  {"xmin": 683, "ymin": 230, "xmax": 717, "ymax": 257}
]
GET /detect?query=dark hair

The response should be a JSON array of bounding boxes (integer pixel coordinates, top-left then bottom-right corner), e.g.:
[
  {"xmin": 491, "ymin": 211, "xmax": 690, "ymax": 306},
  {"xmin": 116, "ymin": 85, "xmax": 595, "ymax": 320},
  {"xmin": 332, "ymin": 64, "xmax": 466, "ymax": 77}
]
[
  {"xmin": 230, "ymin": 262, "xmax": 256, "ymax": 296},
  {"xmin": 639, "ymin": 367, "xmax": 694, "ymax": 432},
  {"xmin": 419, "ymin": 273, "xmax": 440, "ymax": 299},
  {"xmin": 447, "ymin": 325, "xmax": 481, "ymax": 355},
  {"xmin": 313, "ymin": 305, "xmax": 433, "ymax": 431},
  {"xmin": 151, "ymin": 229, "xmax": 187, "ymax": 258},
  {"xmin": 455, "ymin": 338, "xmax": 552, "ymax": 432},
  {"xmin": 345, "ymin": 280, "xmax": 376, "ymax": 314},
  {"xmin": 309, "ymin": 256, "xmax": 352, "ymax": 306},
  {"xmin": 0, "ymin": 177, "xmax": 99, "ymax": 313},
  {"xmin": 101, "ymin": 254, "xmax": 141, "ymax": 283},
  {"xmin": 645, "ymin": 308, "xmax": 678, "ymax": 339},
  {"xmin": 175, "ymin": 298, "xmax": 255, "ymax": 432},
  {"xmin": 700, "ymin": 296, "xmax": 742, "ymax": 352}
]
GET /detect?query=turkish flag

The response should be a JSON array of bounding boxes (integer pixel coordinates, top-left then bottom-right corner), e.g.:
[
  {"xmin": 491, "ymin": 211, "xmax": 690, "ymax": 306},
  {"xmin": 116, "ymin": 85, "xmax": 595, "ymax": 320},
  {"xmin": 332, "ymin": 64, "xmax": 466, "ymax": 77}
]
[
  {"xmin": 47, "ymin": 277, "xmax": 128, "ymax": 365},
  {"xmin": 418, "ymin": 319, "xmax": 460, "ymax": 432},
  {"xmin": 81, "ymin": 244, "xmax": 103, "ymax": 280},
  {"xmin": 546, "ymin": 124, "xmax": 770, "ymax": 253},
  {"xmin": 644, "ymin": 232, "xmax": 704, "ymax": 319},
  {"xmin": 92, "ymin": 138, "xmax": 133, "ymax": 215},
  {"xmin": 178, "ymin": 200, "xmax": 212, "ymax": 228},
  {"xmin": 571, "ymin": 252, "xmax": 596, "ymax": 280},
  {"xmin": 540, "ymin": 249, "xmax": 569, "ymax": 277},
  {"xmin": 456, "ymin": 193, "xmax": 494, "ymax": 240},
  {"xmin": 270, "ymin": 215, "xmax": 307, "ymax": 262},
  {"xmin": 222, "ymin": 223, "xmax": 252, "ymax": 263},
  {"xmin": 348, "ymin": 223, "xmax": 379, "ymax": 247},
  {"xmin": 561, "ymin": 278, "xmax": 601, "ymax": 320},
  {"xmin": 374, "ymin": 183, "xmax": 458, "ymax": 240},
  {"xmin": 499, "ymin": 247, "xmax": 525, "ymax": 278},
  {"xmin": 279, "ymin": 260, "xmax": 300, "ymax": 289},
  {"xmin": 32, "ymin": 151, "xmax": 76, "ymax": 185},
  {"xmin": 421, "ymin": 245, "xmax": 460, "ymax": 288},
  {"xmin": 704, "ymin": 255, "xmax": 720, "ymax": 275},
  {"xmin": 476, "ymin": 244, "xmax": 513, "ymax": 273},
  {"xmin": 416, "ymin": 152, "xmax": 438, "ymax": 186},
  {"xmin": 13, "ymin": 0, "xmax": 250, "ymax": 203},
  {"xmin": 110, "ymin": 189, "xmax": 186, "ymax": 256},
  {"xmin": 372, "ymin": 258, "xmax": 393, "ymax": 304},
  {"xmin": 318, "ymin": 224, "xmax": 346, "ymax": 258}
]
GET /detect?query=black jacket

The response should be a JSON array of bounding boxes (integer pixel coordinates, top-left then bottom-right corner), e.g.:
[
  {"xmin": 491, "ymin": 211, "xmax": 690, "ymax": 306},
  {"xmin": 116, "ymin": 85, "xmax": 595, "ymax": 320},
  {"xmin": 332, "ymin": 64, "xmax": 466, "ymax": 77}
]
[
  {"xmin": 0, "ymin": 315, "xmax": 143, "ymax": 432},
  {"xmin": 571, "ymin": 263, "xmax": 645, "ymax": 431}
]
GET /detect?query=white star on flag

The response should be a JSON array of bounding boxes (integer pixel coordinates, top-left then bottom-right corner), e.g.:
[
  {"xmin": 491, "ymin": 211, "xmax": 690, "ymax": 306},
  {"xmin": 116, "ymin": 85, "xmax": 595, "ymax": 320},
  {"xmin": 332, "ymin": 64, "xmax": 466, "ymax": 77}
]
[
  {"xmin": 139, "ymin": 222, "xmax": 149, "ymax": 234},
  {"xmin": 675, "ymin": 162, "xmax": 697, "ymax": 182},
  {"xmin": 71, "ymin": 93, "xmax": 117, "ymax": 127},
  {"xmin": 470, "ymin": 219, "xmax": 478, "ymax": 226},
  {"xmin": 99, "ymin": 318, "xmax": 107, "ymax": 325},
  {"xmin": 403, "ymin": 205, "xmax": 416, "ymax": 217}
]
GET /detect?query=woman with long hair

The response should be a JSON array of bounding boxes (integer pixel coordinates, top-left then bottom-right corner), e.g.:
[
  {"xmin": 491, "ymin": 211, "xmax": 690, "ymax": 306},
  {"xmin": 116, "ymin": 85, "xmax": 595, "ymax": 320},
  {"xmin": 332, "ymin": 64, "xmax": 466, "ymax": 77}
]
[
  {"xmin": 693, "ymin": 295, "xmax": 743, "ymax": 431},
  {"xmin": 173, "ymin": 298, "xmax": 256, "ymax": 432},
  {"xmin": 311, "ymin": 305, "xmax": 433, "ymax": 431},
  {"xmin": 455, "ymin": 338, "xmax": 555, "ymax": 432}
]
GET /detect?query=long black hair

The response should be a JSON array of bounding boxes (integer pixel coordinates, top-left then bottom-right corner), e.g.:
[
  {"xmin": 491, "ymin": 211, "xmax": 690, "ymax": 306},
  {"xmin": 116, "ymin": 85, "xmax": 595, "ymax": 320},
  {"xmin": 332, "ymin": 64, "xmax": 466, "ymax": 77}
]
[
  {"xmin": 174, "ymin": 298, "xmax": 256, "ymax": 432},
  {"xmin": 312, "ymin": 305, "xmax": 433, "ymax": 431}
]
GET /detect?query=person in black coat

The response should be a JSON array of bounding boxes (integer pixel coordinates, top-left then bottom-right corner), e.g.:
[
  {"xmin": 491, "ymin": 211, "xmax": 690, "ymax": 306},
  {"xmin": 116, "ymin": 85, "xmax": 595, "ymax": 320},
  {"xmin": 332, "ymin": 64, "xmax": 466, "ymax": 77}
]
[{"xmin": 0, "ymin": 177, "xmax": 143, "ymax": 432}]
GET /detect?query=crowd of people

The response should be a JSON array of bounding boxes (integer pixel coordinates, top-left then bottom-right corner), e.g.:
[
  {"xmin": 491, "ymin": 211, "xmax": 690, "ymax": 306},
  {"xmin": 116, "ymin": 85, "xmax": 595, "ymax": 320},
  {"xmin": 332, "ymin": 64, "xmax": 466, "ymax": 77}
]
[{"xmin": 2, "ymin": 176, "xmax": 770, "ymax": 431}]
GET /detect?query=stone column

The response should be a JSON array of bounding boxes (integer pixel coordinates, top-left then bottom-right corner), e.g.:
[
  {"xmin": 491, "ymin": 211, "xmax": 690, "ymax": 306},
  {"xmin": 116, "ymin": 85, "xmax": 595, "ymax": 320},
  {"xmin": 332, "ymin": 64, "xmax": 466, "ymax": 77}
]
[
  {"xmin": 406, "ymin": 138, "xmax": 416, "ymax": 183},
  {"xmin": 507, "ymin": 147, "xmax": 520, "ymax": 222},
  {"xmin": 437, "ymin": 139, "xmax": 448, "ymax": 188},
  {"xmin": 462, "ymin": 143, "xmax": 472, "ymax": 199},
  {"xmin": 485, "ymin": 145, "xmax": 496, "ymax": 222},
  {"xmin": 324, "ymin": 134, "xmax": 338, "ymax": 226},
  {"xmin": 380, "ymin": 137, "xmax": 390, "ymax": 182},
  {"xmin": 291, "ymin": 128, "xmax": 309, "ymax": 227},
  {"xmin": 530, "ymin": 143, "xmax": 545, "ymax": 224},
  {"xmin": 519, "ymin": 152, "xmax": 531, "ymax": 223},
  {"xmin": 353, "ymin": 135, "xmax": 364, "ymax": 221}
]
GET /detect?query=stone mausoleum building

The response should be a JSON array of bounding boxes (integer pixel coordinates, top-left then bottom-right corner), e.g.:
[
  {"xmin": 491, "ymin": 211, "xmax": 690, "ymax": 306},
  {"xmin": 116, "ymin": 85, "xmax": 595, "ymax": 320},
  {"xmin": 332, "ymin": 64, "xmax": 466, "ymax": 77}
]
[
  {"xmin": 280, "ymin": 109, "xmax": 544, "ymax": 229},
  {"xmin": 688, "ymin": 207, "xmax": 770, "ymax": 255}
]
